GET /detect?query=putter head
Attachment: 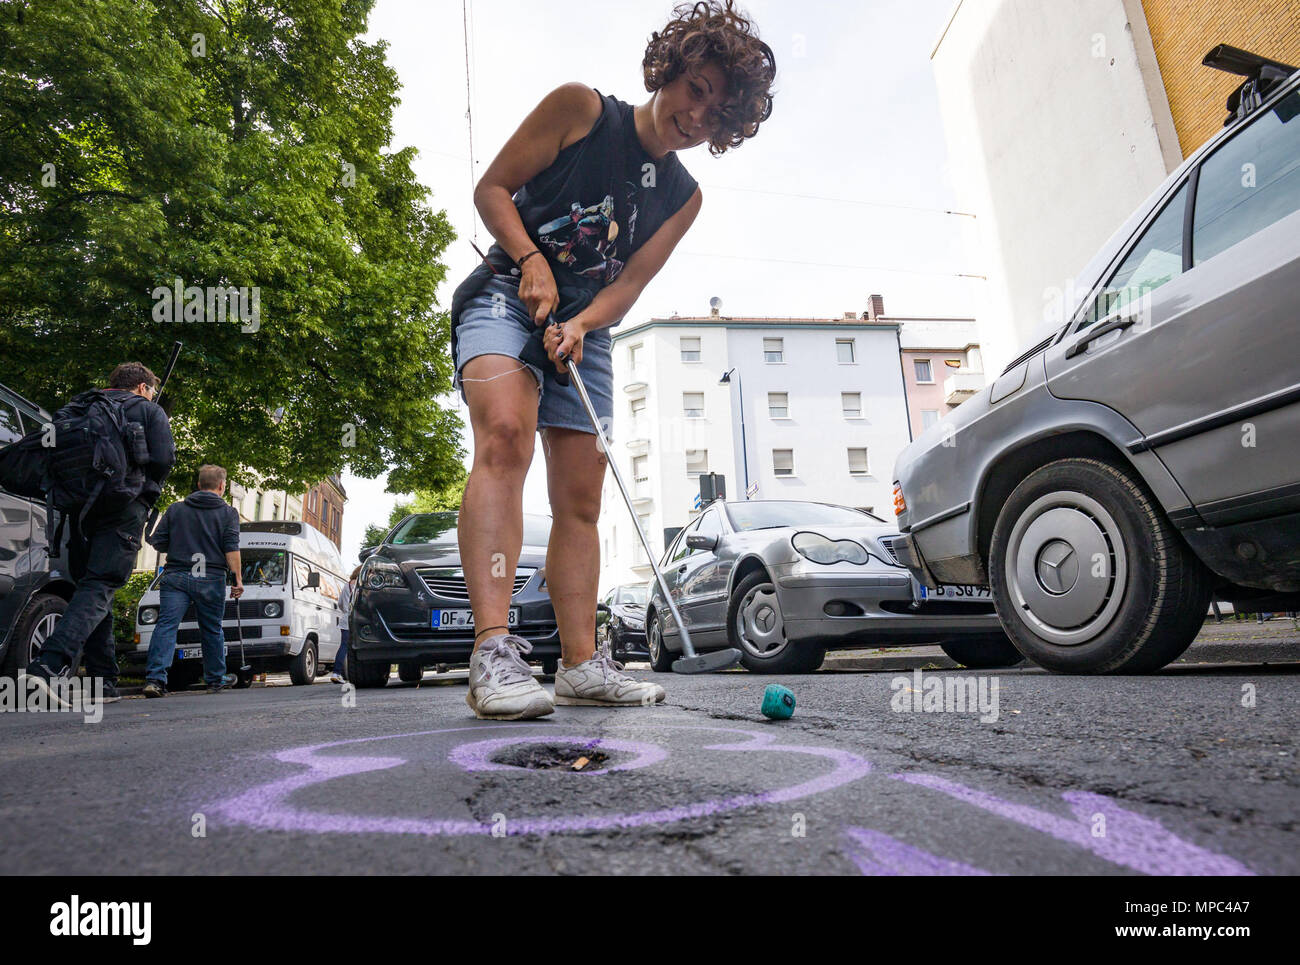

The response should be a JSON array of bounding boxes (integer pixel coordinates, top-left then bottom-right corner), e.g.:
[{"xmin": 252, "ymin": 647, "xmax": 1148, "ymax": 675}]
[{"xmin": 672, "ymin": 648, "xmax": 743, "ymax": 675}]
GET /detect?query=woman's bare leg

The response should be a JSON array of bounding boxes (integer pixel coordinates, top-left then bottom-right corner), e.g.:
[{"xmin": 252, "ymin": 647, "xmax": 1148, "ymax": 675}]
[
  {"xmin": 459, "ymin": 355, "xmax": 538, "ymax": 649},
  {"xmin": 541, "ymin": 426, "xmax": 605, "ymax": 666}
]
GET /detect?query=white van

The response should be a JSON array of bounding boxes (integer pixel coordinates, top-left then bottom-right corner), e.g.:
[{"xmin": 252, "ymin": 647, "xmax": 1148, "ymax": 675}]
[{"xmin": 133, "ymin": 520, "xmax": 346, "ymax": 688}]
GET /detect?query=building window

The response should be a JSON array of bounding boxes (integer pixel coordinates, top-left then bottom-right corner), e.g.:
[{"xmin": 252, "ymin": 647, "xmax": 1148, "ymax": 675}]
[
  {"xmin": 629, "ymin": 396, "xmax": 647, "ymax": 433},
  {"xmin": 836, "ymin": 339, "xmax": 856, "ymax": 364},
  {"xmin": 767, "ymin": 392, "xmax": 789, "ymax": 418},
  {"xmin": 633, "ymin": 455, "xmax": 649, "ymax": 497},
  {"xmin": 629, "ymin": 343, "xmax": 643, "ymax": 370},
  {"xmin": 686, "ymin": 449, "xmax": 709, "ymax": 478},
  {"xmin": 773, "ymin": 449, "xmax": 794, "ymax": 477},
  {"xmin": 914, "ymin": 359, "xmax": 933, "ymax": 383},
  {"xmin": 680, "ymin": 336, "xmax": 701, "ymax": 363},
  {"xmin": 763, "ymin": 337, "xmax": 784, "ymax": 363},
  {"xmin": 683, "ymin": 392, "xmax": 704, "ymax": 418},
  {"xmin": 308, "ymin": 488, "xmax": 318, "ymax": 513},
  {"xmin": 848, "ymin": 448, "xmax": 869, "ymax": 476},
  {"xmin": 842, "ymin": 392, "xmax": 862, "ymax": 419},
  {"xmin": 922, "ymin": 409, "xmax": 940, "ymax": 430}
]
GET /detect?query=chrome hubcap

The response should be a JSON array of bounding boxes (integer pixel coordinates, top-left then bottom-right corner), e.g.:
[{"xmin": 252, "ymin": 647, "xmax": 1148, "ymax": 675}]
[
  {"xmin": 736, "ymin": 582, "xmax": 786, "ymax": 658},
  {"xmin": 1005, "ymin": 491, "xmax": 1127, "ymax": 646}
]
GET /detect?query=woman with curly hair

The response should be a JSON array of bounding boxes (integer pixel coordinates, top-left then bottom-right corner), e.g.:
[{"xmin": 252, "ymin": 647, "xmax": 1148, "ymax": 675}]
[{"xmin": 449, "ymin": 0, "xmax": 775, "ymax": 719}]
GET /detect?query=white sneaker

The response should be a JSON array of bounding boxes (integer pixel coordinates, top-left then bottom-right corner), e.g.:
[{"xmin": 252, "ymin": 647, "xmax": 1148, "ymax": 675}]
[
  {"xmin": 329, "ymin": 672, "xmax": 345, "ymax": 684},
  {"xmin": 554, "ymin": 648, "xmax": 666, "ymax": 707},
  {"xmin": 466, "ymin": 634, "xmax": 554, "ymax": 720}
]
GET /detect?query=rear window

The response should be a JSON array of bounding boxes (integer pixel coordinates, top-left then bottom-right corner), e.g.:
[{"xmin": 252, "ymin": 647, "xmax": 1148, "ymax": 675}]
[{"xmin": 1193, "ymin": 89, "xmax": 1300, "ymax": 264}]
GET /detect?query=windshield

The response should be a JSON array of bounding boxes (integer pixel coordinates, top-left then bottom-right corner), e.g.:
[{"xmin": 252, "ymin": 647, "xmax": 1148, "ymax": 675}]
[
  {"xmin": 619, "ymin": 585, "xmax": 649, "ymax": 606},
  {"xmin": 390, "ymin": 512, "xmax": 552, "ymax": 547},
  {"xmin": 242, "ymin": 549, "xmax": 288, "ymax": 585},
  {"xmin": 726, "ymin": 501, "xmax": 877, "ymax": 532}
]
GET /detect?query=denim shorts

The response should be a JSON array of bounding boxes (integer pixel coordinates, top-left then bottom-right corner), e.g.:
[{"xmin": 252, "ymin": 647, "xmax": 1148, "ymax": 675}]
[{"xmin": 453, "ymin": 273, "xmax": 614, "ymax": 436}]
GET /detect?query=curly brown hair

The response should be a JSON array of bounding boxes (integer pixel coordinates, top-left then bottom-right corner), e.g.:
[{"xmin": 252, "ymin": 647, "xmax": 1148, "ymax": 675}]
[{"xmin": 643, "ymin": 0, "xmax": 776, "ymax": 156}]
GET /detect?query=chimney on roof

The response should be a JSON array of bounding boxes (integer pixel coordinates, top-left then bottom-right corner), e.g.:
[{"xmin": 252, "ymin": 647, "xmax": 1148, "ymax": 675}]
[{"xmin": 866, "ymin": 294, "xmax": 885, "ymax": 320}]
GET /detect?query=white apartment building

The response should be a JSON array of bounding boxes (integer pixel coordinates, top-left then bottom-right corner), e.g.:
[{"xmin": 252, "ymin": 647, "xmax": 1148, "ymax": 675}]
[{"xmin": 599, "ymin": 309, "xmax": 912, "ymax": 592}]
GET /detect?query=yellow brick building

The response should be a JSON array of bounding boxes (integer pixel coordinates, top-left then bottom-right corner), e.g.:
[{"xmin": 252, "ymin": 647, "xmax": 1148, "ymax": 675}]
[{"xmin": 1141, "ymin": 0, "xmax": 1300, "ymax": 155}]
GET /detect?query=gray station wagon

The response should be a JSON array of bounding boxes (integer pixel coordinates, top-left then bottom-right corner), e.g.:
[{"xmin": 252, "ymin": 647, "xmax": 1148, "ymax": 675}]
[{"xmin": 890, "ymin": 45, "xmax": 1300, "ymax": 674}]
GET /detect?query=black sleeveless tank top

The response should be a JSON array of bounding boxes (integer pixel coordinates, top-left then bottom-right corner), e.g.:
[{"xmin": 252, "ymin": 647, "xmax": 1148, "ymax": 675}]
[{"xmin": 483, "ymin": 88, "xmax": 698, "ymax": 300}]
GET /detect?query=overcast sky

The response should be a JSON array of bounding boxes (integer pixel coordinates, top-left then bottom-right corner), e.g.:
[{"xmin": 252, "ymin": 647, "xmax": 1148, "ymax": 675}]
[{"xmin": 340, "ymin": 0, "xmax": 977, "ymax": 564}]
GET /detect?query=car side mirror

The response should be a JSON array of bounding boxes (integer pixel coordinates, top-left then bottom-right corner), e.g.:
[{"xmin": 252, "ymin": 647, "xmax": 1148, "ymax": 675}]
[
  {"xmin": 358, "ymin": 546, "xmax": 377, "ymax": 561},
  {"xmin": 306, "ymin": 571, "xmax": 321, "ymax": 589},
  {"xmin": 686, "ymin": 533, "xmax": 718, "ymax": 552},
  {"xmin": 596, "ymin": 603, "xmax": 611, "ymax": 626}
]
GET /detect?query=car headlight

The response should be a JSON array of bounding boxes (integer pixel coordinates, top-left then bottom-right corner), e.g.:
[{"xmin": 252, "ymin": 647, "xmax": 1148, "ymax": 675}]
[
  {"xmin": 363, "ymin": 558, "xmax": 405, "ymax": 589},
  {"xmin": 262, "ymin": 601, "xmax": 282, "ymax": 618},
  {"xmin": 138, "ymin": 606, "xmax": 158, "ymax": 625},
  {"xmin": 791, "ymin": 531, "xmax": 870, "ymax": 565},
  {"xmin": 623, "ymin": 615, "xmax": 645, "ymax": 629}
]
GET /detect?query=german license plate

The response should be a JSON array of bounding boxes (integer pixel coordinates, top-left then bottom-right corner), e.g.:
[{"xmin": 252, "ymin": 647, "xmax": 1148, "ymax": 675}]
[
  {"xmin": 177, "ymin": 646, "xmax": 228, "ymax": 661},
  {"xmin": 921, "ymin": 584, "xmax": 990, "ymax": 599},
  {"xmin": 432, "ymin": 608, "xmax": 519, "ymax": 630}
]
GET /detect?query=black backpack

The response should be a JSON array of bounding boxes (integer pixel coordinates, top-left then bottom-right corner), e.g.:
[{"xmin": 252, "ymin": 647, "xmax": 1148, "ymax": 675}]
[{"xmin": 0, "ymin": 389, "xmax": 148, "ymax": 525}]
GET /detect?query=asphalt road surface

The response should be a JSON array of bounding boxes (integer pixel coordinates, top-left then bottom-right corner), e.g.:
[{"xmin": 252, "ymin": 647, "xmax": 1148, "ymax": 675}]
[{"xmin": 1, "ymin": 620, "xmax": 1296, "ymax": 875}]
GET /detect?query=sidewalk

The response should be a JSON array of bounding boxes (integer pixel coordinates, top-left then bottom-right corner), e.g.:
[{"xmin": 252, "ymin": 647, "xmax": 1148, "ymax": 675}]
[{"xmin": 821, "ymin": 614, "xmax": 1300, "ymax": 673}]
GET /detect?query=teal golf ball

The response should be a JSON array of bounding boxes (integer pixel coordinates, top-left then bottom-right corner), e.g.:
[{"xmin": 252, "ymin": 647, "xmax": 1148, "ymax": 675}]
[{"xmin": 761, "ymin": 684, "xmax": 796, "ymax": 720}]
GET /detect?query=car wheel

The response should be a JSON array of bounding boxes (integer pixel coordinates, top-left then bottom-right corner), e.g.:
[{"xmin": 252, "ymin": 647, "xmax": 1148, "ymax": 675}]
[
  {"xmin": 939, "ymin": 633, "xmax": 1023, "ymax": 669},
  {"xmin": 289, "ymin": 638, "xmax": 318, "ymax": 685},
  {"xmin": 397, "ymin": 660, "xmax": 423, "ymax": 683},
  {"xmin": 989, "ymin": 457, "xmax": 1212, "ymax": 673},
  {"xmin": 347, "ymin": 649, "xmax": 390, "ymax": 689},
  {"xmin": 646, "ymin": 611, "xmax": 674, "ymax": 672},
  {"xmin": 727, "ymin": 571, "xmax": 825, "ymax": 674},
  {"xmin": 2, "ymin": 593, "xmax": 66, "ymax": 677}
]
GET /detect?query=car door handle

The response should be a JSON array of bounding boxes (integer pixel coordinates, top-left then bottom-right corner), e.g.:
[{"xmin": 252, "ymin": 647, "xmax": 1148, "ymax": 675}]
[
  {"xmin": 1065, "ymin": 314, "xmax": 1138, "ymax": 359},
  {"xmin": 676, "ymin": 564, "xmax": 687, "ymax": 573}
]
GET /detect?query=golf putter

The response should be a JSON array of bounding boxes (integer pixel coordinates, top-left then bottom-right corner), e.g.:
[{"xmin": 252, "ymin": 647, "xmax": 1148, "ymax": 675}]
[
  {"xmin": 233, "ymin": 583, "xmax": 251, "ymax": 677},
  {"xmin": 549, "ymin": 316, "xmax": 741, "ymax": 674}
]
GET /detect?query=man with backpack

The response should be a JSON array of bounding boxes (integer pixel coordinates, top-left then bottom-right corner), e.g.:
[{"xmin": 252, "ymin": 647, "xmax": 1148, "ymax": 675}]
[
  {"xmin": 18, "ymin": 362, "xmax": 175, "ymax": 707},
  {"xmin": 142, "ymin": 464, "xmax": 243, "ymax": 696}
]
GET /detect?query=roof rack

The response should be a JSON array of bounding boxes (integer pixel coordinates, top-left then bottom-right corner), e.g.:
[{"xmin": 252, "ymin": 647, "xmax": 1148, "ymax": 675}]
[{"xmin": 1202, "ymin": 44, "xmax": 1299, "ymax": 126}]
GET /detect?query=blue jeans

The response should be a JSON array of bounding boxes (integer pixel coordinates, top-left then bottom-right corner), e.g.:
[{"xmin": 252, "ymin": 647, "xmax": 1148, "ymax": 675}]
[
  {"xmin": 145, "ymin": 570, "xmax": 228, "ymax": 687},
  {"xmin": 333, "ymin": 629, "xmax": 349, "ymax": 675}
]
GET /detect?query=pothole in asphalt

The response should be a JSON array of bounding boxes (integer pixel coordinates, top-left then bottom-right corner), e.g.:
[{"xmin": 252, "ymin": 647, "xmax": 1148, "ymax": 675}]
[{"xmin": 490, "ymin": 744, "xmax": 613, "ymax": 771}]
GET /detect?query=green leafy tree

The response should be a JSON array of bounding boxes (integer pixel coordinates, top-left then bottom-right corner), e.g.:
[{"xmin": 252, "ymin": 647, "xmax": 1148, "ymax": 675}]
[{"xmin": 0, "ymin": 0, "xmax": 463, "ymax": 497}]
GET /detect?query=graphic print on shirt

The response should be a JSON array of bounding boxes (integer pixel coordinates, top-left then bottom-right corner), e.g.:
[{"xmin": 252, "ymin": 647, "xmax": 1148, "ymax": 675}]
[
  {"xmin": 536, "ymin": 179, "xmax": 641, "ymax": 285},
  {"xmin": 538, "ymin": 195, "xmax": 622, "ymax": 282}
]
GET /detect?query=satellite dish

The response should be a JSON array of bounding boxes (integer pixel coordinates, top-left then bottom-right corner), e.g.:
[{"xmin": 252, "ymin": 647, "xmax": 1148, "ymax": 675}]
[{"xmin": 709, "ymin": 296, "xmax": 722, "ymax": 316}]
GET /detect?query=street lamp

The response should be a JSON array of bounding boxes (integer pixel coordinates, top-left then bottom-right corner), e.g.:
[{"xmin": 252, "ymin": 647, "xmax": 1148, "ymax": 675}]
[{"xmin": 719, "ymin": 368, "xmax": 751, "ymax": 498}]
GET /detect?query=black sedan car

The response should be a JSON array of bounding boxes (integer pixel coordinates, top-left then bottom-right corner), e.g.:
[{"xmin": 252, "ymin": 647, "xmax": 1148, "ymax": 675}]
[
  {"xmin": 597, "ymin": 583, "xmax": 649, "ymax": 661},
  {"xmin": 348, "ymin": 511, "xmax": 559, "ymax": 687}
]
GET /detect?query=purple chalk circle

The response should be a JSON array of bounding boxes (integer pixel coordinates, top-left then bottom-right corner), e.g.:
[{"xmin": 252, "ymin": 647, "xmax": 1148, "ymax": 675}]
[
  {"xmin": 448, "ymin": 735, "xmax": 667, "ymax": 775},
  {"xmin": 209, "ymin": 725, "xmax": 873, "ymax": 838}
]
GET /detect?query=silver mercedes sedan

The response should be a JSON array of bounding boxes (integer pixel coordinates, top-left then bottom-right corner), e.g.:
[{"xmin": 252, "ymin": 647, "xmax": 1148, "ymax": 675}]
[{"xmin": 644, "ymin": 499, "xmax": 1015, "ymax": 674}]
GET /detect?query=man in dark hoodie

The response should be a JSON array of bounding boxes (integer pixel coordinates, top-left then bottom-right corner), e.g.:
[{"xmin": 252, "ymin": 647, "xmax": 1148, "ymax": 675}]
[
  {"xmin": 20, "ymin": 362, "xmax": 175, "ymax": 705},
  {"xmin": 142, "ymin": 463, "xmax": 243, "ymax": 695}
]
